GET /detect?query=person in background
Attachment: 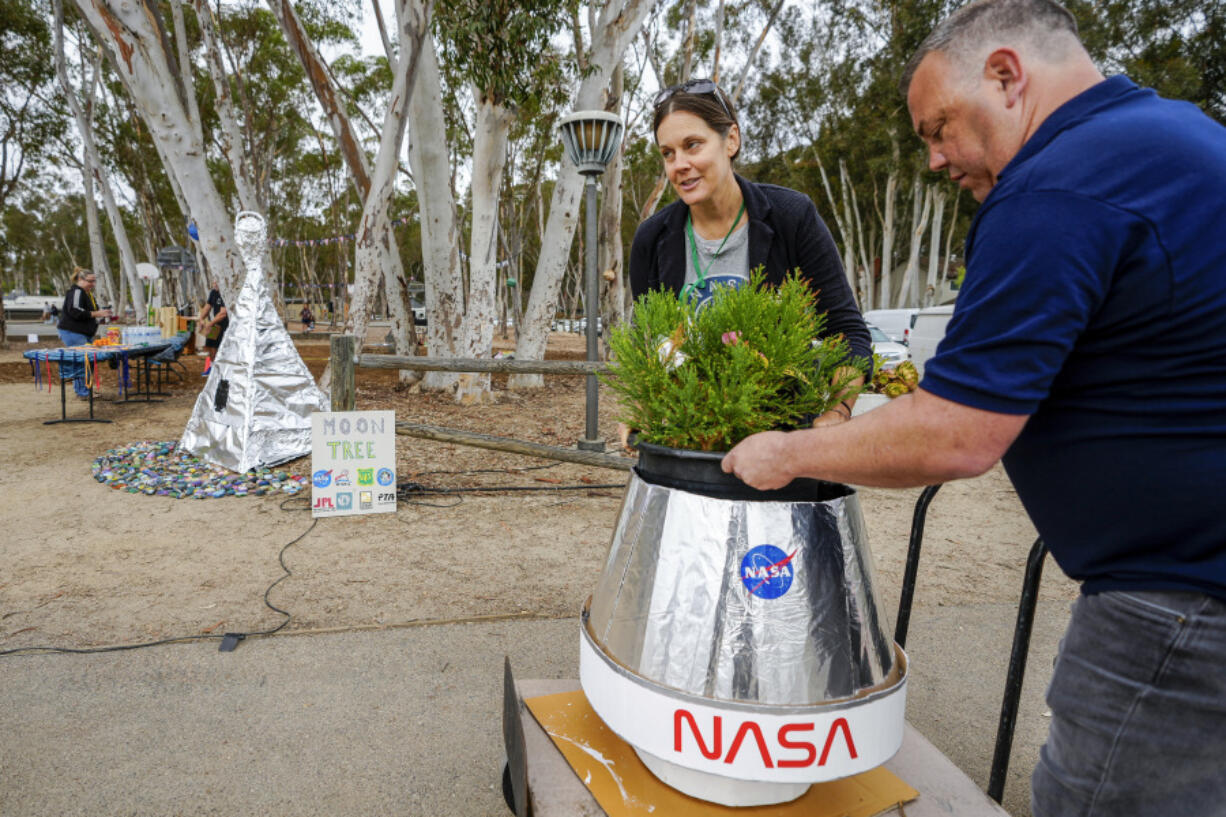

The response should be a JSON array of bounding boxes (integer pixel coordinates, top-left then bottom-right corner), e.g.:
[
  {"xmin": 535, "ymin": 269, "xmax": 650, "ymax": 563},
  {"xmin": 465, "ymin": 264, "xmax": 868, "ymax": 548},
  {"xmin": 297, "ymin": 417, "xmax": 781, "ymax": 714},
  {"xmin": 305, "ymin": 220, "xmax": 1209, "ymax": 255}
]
[
  {"xmin": 722, "ymin": 2, "xmax": 1226, "ymax": 815},
  {"xmin": 57, "ymin": 268, "xmax": 111, "ymax": 399},
  {"xmin": 195, "ymin": 279, "xmax": 229, "ymax": 375},
  {"xmin": 300, "ymin": 304, "xmax": 315, "ymax": 332}
]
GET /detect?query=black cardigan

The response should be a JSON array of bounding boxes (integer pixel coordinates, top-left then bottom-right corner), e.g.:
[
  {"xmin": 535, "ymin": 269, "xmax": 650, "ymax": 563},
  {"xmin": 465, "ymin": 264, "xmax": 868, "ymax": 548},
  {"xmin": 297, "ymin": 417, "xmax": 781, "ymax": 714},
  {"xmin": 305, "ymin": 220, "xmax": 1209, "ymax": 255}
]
[
  {"xmin": 57, "ymin": 284, "xmax": 99, "ymax": 338},
  {"xmin": 628, "ymin": 175, "xmax": 871, "ymax": 363}
]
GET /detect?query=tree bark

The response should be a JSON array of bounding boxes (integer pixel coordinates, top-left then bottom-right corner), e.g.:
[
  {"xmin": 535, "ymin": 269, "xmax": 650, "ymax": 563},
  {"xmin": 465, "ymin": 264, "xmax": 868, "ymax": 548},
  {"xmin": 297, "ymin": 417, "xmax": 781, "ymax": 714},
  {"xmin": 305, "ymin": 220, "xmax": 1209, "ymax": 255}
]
[
  {"xmin": 407, "ymin": 36, "xmax": 463, "ymax": 391},
  {"xmin": 900, "ymin": 178, "xmax": 932, "ymax": 308},
  {"xmin": 599, "ymin": 64, "xmax": 627, "ymax": 350},
  {"xmin": 453, "ymin": 92, "xmax": 514, "ymax": 403},
  {"xmin": 925, "ymin": 187, "xmax": 947, "ymax": 307}
]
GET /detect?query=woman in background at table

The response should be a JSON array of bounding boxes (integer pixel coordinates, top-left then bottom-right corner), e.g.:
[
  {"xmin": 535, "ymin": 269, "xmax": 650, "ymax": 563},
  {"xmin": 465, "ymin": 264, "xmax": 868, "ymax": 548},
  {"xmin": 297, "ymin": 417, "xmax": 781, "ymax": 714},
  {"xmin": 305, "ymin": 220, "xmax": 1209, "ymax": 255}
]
[{"xmin": 56, "ymin": 267, "xmax": 111, "ymax": 399}]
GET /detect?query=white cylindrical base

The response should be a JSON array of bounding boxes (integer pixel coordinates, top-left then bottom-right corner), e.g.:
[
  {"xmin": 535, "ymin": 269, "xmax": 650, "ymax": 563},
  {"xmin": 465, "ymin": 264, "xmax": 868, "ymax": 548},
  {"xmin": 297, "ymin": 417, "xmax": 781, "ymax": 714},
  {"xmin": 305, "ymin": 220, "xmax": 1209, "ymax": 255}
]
[
  {"xmin": 579, "ymin": 621, "xmax": 908, "ymax": 805},
  {"xmin": 634, "ymin": 748, "xmax": 811, "ymax": 807}
]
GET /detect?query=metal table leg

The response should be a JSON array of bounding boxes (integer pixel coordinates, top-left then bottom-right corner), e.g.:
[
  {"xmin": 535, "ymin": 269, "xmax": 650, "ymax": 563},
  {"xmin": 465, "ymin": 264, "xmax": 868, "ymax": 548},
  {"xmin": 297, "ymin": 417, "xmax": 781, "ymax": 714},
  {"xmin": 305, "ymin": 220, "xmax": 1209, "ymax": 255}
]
[
  {"xmin": 892, "ymin": 486, "xmax": 1049, "ymax": 805},
  {"xmin": 894, "ymin": 483, "xmax": 943, "ymax": 649},
  {"xmin": 44, "ymin": 358, "xmax": 110, "ymax": 425},
  {"xmin": 987, "ymin": 536, "xmax": 1047, "ymax": 804}
]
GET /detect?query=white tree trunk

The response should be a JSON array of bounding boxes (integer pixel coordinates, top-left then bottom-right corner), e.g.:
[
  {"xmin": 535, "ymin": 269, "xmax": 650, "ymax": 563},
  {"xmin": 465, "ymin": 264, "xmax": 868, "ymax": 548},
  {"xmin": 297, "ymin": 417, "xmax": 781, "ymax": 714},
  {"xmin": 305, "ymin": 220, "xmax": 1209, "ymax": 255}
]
[
  {"xmin": 453, "ymin": 93, "xmax": 513, "ymax": 403},
  {"xmin": 880, "ymin": 170, "xmax": 897, "ymax": 309},
  {"xmin": 599, "ymin": 64, "xmax": 626, "ymax": 348},
  {"xmin": 71, "ymin": 0, "xmax": 244, "ymax": 299},
  {"xmin": 192, "ymin": 0, "xmax": 259, "ymax": 211},
  {"xmin": 814, "ymin": 151, "xmax": 858, "ymax": 307},
  {"xmin": 925, "ymin": 187, "xmax": 947, "ymax": 307},
  {"xmin": 407, "ymin": 36, "xmax": 464, "ymax": 392},
  {"xmin": 510, "ymin": 0, "xmax": 655, "ymax": 389},
  {"xmin": 900, "ymin": 180, "xmax": 933, "ymax": 308},
  {"xmin": 840, "ymin": 160, "xmax": 872, "ymax": 310}
]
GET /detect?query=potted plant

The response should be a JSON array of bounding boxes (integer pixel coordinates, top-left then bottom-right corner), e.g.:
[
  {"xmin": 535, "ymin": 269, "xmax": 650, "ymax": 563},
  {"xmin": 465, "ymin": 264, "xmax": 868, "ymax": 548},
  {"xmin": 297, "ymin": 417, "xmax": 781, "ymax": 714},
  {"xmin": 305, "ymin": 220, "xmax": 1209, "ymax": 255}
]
[{"xmin": 602, "ymin": 269, "xmax": 869, "ymax": 495}]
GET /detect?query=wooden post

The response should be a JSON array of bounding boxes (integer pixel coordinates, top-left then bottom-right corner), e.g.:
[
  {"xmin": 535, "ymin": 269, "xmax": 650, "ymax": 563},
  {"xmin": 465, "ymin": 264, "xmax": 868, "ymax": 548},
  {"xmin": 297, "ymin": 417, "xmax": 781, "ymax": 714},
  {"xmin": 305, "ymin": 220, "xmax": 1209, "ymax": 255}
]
[{"xmin": 330, "ymin": 334, "xmax": 356, "ymax": 411}]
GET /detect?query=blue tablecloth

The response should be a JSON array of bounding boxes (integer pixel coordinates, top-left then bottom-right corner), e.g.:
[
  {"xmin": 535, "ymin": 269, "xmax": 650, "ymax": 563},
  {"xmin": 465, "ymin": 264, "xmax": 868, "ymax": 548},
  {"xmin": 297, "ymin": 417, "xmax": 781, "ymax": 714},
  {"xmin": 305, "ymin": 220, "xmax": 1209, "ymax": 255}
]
[{"xmin": 23, "ymin": 333, "xmax": 188, "ymax": 365}]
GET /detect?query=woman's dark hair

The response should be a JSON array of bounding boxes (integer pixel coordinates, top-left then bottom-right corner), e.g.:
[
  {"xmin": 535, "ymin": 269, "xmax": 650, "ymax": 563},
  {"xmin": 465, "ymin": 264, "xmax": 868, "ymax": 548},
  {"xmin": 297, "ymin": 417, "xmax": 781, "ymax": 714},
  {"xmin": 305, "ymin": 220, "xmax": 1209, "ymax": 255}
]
[{"xmin": 652, "ymin": 82, "xmax": 741, "ymax": 161}]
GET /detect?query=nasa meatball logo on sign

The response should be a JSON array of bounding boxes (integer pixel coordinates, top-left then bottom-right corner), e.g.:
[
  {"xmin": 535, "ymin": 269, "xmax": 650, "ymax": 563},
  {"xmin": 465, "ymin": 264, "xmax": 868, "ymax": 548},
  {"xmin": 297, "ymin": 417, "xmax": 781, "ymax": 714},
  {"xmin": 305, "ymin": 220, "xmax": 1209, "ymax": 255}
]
[
  {"xmin": 740, "ymin": 544, "xmax": 797, "ymax": 599},
  {"xmin": 311, "ymin": 410, "xmax": 396, "ymax": 518}
]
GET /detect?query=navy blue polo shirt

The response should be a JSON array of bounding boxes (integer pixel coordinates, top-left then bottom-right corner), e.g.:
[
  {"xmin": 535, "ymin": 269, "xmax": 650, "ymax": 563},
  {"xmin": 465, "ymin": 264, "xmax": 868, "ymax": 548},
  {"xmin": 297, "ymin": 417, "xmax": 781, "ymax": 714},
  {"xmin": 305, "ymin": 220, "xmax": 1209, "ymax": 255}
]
[{"xmin": 922, "ymin": 76, "xmax": 1226, "ymax": 599}]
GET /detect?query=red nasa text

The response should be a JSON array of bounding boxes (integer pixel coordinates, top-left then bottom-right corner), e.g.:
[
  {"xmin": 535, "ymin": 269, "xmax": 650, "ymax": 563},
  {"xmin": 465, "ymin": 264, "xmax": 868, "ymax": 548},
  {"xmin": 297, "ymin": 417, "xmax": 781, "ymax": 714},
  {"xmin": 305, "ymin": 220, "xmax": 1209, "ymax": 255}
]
[{"xmin": 673, "ymin": 709, "xmax": 858, "ymax": 768}]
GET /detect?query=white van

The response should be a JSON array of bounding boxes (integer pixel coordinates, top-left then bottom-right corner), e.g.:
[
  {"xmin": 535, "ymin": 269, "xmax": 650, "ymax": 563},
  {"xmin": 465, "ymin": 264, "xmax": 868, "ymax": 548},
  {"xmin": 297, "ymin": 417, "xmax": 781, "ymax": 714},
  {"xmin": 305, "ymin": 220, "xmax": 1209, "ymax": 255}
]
[
  {"xmin": 908, "ymin": 305, "xmax": 956, "ymax": 378},
  {"xmin": 863, "ymin": 309, "xmax": 919, "ymax": 345}
]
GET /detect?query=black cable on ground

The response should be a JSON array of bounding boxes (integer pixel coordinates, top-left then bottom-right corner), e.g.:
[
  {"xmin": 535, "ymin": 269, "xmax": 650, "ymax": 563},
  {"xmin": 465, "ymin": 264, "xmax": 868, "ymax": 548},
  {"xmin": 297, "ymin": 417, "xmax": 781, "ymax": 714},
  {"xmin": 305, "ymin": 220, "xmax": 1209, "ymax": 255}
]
[
  {"xmin": 1, "ymin": 471, "xmax": 621, "ymax": 657},
  {"xmin": 0, "ymin": 517, "xmax": 316, "ymax": 657}
]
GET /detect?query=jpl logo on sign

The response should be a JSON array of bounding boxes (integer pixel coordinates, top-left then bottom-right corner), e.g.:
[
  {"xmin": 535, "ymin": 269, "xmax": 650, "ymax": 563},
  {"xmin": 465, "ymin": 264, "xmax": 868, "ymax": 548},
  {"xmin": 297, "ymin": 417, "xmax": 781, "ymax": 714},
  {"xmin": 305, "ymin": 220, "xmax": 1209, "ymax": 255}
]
[
  {"xmin": 740, "ymin": 545, "xmax": 797, "ymax": 599},
  {"xmin": 313, "ymin": 496, "xmax": 334, "ymax": 511}
]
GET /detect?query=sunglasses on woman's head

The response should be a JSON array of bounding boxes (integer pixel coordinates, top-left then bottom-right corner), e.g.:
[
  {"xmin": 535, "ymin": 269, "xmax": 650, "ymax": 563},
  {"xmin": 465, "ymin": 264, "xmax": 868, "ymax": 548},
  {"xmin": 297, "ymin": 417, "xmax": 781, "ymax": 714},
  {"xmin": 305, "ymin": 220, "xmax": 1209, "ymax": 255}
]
[{"xmin": 654, "ymin": 78, "xmax": 733, "ymax": 120}]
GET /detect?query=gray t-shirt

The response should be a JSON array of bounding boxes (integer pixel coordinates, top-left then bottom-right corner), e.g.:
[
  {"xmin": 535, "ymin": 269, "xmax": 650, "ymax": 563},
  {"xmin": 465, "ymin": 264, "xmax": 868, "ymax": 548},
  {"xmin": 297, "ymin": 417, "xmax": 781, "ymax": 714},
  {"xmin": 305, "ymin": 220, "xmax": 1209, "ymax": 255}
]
[{"xmin": 683, "ymin": 219, "xmax": 750, "ymax": 294}]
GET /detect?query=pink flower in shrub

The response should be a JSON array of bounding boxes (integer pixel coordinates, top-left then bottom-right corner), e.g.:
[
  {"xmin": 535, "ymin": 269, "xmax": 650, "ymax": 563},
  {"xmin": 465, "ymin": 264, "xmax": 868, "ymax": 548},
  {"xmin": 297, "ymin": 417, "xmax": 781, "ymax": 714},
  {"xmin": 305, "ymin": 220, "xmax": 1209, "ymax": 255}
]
[{"xmin": 721, "ymin": 331, "xmax": 741, "ymax": 346}]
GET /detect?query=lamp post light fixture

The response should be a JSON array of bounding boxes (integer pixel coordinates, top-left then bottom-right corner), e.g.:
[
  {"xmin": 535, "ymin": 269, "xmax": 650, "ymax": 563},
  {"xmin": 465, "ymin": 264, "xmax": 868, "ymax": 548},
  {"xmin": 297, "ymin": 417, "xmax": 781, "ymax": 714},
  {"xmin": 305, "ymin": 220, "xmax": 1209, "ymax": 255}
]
[{"xmin": 558, "ymin": 110, "xmax": 623, "ymax": 453}]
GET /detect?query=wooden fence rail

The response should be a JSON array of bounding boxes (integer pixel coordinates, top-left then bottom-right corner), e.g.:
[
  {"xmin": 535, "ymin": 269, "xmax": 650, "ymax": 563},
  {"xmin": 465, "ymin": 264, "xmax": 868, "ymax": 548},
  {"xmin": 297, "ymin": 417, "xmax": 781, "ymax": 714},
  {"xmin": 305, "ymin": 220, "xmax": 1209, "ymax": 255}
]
[{"xmin": 328, "ymin": 334, "xmax": 629, "ymax": 472}]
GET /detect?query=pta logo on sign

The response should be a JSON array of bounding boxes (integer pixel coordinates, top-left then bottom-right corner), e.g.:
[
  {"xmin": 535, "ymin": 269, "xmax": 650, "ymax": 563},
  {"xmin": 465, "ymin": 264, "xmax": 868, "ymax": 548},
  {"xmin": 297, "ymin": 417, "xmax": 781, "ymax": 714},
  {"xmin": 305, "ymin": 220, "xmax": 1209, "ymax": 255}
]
[{"xmin": 673, "ymin": 710, "xmax": 858, "ymax": 769}]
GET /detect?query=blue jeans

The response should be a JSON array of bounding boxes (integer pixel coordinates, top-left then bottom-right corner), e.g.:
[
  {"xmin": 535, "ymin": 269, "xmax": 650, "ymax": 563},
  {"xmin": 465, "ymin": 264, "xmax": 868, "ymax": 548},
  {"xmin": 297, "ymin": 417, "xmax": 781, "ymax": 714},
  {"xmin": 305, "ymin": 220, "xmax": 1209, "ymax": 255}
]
[
  {"xmin": 56, "ymin": 329, "xmax": 91, "ymax": 396},
  {"xmin": 1032, "ymin": 590, "xmax": 1226, "ymax": 816}
]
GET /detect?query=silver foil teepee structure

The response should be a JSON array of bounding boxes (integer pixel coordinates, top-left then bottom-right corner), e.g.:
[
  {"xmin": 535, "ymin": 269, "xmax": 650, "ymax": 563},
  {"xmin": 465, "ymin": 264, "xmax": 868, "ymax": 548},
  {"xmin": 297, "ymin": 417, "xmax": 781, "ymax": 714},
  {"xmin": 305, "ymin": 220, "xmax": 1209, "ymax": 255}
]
[{"xmin": 179, "ymin": 210, "xmax": 328, "ymax": 471}]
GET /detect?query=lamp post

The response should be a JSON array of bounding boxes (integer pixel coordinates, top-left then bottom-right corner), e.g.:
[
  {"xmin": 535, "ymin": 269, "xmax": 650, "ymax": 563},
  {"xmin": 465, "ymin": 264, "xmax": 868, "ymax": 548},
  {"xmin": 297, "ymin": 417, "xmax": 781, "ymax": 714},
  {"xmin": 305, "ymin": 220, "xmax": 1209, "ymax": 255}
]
[{"xmin": 558, "ymin": 110, "xmax": 623, "ymax": 453}]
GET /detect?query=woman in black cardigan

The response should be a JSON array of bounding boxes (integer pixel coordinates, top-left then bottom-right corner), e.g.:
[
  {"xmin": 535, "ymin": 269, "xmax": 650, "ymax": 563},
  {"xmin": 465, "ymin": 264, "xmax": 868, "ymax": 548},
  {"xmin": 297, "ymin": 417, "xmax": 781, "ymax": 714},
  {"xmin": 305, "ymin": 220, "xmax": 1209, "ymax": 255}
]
[{"xmin": 626, "ymin": 79, "xmax": 870, "ymax": 435}]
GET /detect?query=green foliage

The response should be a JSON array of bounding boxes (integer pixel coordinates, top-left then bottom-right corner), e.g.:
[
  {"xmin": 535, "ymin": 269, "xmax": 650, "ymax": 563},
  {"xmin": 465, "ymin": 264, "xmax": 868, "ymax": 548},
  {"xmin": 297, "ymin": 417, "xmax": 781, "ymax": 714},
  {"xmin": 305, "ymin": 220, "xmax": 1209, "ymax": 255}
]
[
  {"xmin": 0, "ymin": 0, "xmax": 64, "ymax": 211},
  {"xmin": 1069, "ymin": 0, "xmax": 1226, "ymax": 123},
  {"xmin": 603, "ymin": 269, "xmax": 868, "ymax": 451}
]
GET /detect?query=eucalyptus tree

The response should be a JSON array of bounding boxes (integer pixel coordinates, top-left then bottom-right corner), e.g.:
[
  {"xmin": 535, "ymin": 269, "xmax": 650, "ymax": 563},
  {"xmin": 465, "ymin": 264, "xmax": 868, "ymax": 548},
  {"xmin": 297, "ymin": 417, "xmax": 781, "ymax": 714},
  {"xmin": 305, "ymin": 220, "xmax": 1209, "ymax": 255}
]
[
  {"xmin": 68, "ymin": 0, "xmax": 245, "ymax": 298},
  {"xmin": 749, "ymin": 0, "xmax": 966, "ymax": 310},
  {"xmin": 53, "ymin": 0, "xmax": 142, "ymax": 317},
  {"xmin": 508, "ymin": 0, "xmax": 657, "ymax": 391},
  {"xmin": 404, "ymin": 0, "xmax": 573, "ymax": 401},
  {"xmin": 1069, "ymin": 0, "xmax": 1225, "ymax": 123},
  {"xmin": 0, "ymin": 0, "xmax": 64, "ymax": 217},
  {"xmin": 268, "ymin": 0, "xmax": 425, "ymax": 383}
]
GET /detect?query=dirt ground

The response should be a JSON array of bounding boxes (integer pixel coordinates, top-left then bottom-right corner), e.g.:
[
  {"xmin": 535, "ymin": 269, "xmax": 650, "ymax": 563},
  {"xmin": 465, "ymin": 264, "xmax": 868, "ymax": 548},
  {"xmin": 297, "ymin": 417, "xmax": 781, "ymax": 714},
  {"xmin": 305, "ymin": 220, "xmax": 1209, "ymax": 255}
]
[{"xmin": 0, "ymin": 329, "xmax": 1075, "ymax": 653}]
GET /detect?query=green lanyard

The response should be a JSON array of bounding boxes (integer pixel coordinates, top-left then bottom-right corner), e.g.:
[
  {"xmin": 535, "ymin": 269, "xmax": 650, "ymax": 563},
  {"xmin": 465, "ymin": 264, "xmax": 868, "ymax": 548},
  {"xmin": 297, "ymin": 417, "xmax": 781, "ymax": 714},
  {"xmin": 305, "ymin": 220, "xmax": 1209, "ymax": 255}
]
[{"xmin": 682, "ymin": 200, "xmax": 746, "ymax": 302}]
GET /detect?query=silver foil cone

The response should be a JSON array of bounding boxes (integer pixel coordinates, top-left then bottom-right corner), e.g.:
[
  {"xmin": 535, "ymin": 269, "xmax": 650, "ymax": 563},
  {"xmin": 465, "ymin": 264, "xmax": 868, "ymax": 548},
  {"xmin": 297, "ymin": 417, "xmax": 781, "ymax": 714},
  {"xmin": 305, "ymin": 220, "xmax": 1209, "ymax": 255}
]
[
  {"xmin": 179, "ymin": 211, "xmax": 328, "ymax": 471},
  {"xmin": 587, "ymin": 468, "xmax": 895, "ymax": 706}
]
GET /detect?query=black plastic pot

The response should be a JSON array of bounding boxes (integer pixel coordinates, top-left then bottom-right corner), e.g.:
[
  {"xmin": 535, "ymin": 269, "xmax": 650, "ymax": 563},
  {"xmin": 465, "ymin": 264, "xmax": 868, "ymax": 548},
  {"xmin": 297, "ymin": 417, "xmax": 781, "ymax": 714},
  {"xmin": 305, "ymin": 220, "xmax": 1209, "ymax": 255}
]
[{"xmin": 634, "ymin": 440, "xmax": 851, "ymax": 503}]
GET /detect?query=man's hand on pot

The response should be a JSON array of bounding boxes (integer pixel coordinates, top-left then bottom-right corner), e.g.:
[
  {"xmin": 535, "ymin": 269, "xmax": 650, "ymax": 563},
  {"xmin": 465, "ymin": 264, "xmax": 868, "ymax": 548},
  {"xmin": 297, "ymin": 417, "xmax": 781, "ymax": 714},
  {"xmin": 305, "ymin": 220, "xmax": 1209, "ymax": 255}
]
[{"xmin": 721, "ymin": 430, "xmax": 797, "ymax": 490}]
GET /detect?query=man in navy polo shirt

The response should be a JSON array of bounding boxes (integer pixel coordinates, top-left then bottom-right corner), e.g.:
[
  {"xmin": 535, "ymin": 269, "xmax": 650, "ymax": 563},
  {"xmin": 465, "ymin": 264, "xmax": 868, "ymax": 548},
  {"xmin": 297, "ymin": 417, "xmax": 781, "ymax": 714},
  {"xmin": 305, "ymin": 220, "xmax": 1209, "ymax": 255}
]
[{"xmin": 722, "ymin": 1, "xmax": 1226, "ymax": 814}]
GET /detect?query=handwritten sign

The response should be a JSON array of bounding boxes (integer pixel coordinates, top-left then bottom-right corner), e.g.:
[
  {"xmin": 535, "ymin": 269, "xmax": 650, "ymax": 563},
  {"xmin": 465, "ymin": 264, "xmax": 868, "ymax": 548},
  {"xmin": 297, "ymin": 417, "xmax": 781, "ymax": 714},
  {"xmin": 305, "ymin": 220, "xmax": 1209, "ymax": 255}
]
[{"xmin": 311, "ymin": 410, "xmax": 396, "ymax": 517}]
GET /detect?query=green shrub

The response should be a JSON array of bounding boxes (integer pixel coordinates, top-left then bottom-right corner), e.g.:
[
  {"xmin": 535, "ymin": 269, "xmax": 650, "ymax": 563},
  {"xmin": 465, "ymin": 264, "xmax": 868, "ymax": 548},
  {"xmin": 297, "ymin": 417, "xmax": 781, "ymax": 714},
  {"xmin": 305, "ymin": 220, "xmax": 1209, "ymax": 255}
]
[{"xmin": 603, "ymin": 269, "xmax": 868, "ymax": 451}]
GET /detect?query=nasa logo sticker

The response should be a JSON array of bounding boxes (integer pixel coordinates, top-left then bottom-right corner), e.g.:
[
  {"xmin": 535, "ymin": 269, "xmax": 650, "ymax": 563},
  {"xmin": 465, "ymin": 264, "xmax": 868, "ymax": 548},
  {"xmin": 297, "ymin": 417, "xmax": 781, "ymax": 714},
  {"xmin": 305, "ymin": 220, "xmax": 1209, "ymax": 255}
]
[
  {"xmin": 740, "ymin": 544, "xmax": 797, "ymax": 600},
  {"xmin": 312, "ymin": 469, "xmax": 332, "ymax": 488}
]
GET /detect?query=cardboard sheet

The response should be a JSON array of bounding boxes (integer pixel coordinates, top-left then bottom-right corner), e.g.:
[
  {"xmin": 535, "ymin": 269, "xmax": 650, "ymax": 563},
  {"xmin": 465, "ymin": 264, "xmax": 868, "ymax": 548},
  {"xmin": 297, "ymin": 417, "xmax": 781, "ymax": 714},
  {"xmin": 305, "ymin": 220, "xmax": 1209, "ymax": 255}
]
[{"xmin": 525, "ymin": 690, "xmax": 919, "ymax": 817}]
